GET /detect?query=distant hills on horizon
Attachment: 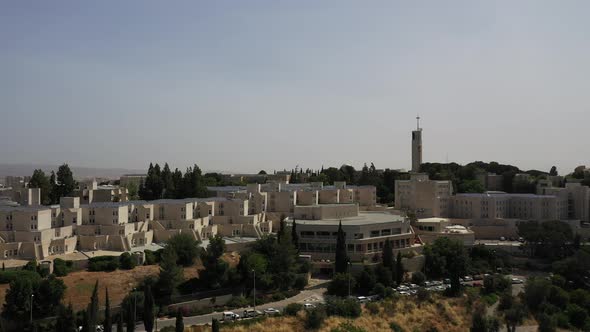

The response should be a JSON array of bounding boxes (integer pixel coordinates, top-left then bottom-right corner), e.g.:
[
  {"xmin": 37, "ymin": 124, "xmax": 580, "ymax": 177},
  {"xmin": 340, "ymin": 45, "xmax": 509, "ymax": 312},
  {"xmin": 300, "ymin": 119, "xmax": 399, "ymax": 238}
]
[{"xmin": 0, "ymin": 163, "xmax": 146, "ymax": 180}]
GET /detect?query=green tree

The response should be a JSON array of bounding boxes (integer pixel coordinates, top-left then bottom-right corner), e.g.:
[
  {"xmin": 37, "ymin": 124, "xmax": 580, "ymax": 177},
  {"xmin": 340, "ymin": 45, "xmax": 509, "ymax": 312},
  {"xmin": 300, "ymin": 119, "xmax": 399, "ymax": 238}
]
[
  {"xmin": 199, "ymin": 235, "xmax": 229, "ymax": 289},
  {"xmin": 175, "ymin": 310, "xmax": 184, "ymax": 332},
  {"xmin": 504, "ymin": 303, "xmax": 525, "ymax": 332},
  {"xmin": 155, "ymin": 248, "xmax": 184, "ymax": 304},
  {"xmin": 566, "ymin": 304, "xmax": 588, "ymax": 329},
  {"xmin": 382, "ymin": 239, "xmax": 394, "ymax": 272},
  {"xmin": 143, "ymin": 285, "xmax": 155, "ymax": 332},
  {"xmin": 291, "ymin": 220, "xmax": 299, "ymax": 250},
  {"xmin": 549, "ymin": 166, "xmax": 558, "ymax": 176},
  {"xmin": 166, "ymin": 233, "xmax": 200, "ymax": 267},
  {"xmin": 258, "ymin": 170, "xmax": 267, "ymax": 175},
  {"xmin": 356, "ymin": 266, "xmax": 376, "ymax": 295},
  {"xmin": 395, "ymin": 252, "xmax": 404, "ymax": 285},
  {"xmin": 328, "ymin": 273, "xmax": 356, "ymax": 297},
  {"xmin": 104, "ymin": 288, "xmax": 112, "ymax": 332},
  {"xmin": 2, "ymin": 276, "xmax": 35, "ymax": 319},
  {"xmin": 334, "ymin": 221, "xmax": 349, "ymax": 274},
  {"xmin": 161, "ymin": 163, "xmax": 175, "ymax": 199},
  {"xmin": 212, "ymin": 318, "xmax": 220, "ymax": 332},
  {"xmin": 523, "ymin": 277, "xmax": 551, "ymax": 311},
  {"xmin": 35, "ymin": 274, "xmax": 66, "ymax": 317},
  {"xmin": 28, "ymin": 169, "xmax": 52, "ymax": 205},
  {"xmin": 125, "ymin": 297, "xmax": 135, "ymax": 332},
  {"xmin": 117, "ymin": 314, "xmax": 124, "ymax": 332},
  {"xmin": 55, "ymin": 303, "xmax": 77, "ymax": 332},
  {"xmin": 306, "ymin": 306, "xmax": 327, "ymax": 330},
  {"xmin": 54, "ymin": 164, "xmax": 77, "ymax": 200},
  {"xmin": 87, "ymin": 280, "xmax": 99, "ymax": 332},
  {"xmin": 537, "ymin": 313, "xmax": 556, "ymax": 332}
]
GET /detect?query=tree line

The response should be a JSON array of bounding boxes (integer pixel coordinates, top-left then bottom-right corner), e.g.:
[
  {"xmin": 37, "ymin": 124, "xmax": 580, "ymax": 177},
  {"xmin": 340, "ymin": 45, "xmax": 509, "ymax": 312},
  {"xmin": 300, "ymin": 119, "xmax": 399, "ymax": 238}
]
[{"xmin": 27, "ymin": 164, "xmax": 77, "ymax": 205}]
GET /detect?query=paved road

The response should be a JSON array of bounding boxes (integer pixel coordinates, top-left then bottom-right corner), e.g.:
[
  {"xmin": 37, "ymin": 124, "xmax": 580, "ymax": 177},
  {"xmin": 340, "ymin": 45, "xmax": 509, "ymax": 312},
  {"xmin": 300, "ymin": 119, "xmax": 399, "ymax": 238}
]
[{"xmin": 135, "ymin": 280, "xmax": 328, "ymax": 331}]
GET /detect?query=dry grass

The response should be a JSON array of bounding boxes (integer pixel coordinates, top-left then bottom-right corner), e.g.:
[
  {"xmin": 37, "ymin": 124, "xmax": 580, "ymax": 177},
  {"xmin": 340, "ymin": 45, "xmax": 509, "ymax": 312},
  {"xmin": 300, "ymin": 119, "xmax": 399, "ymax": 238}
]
[
  {"xmin": 0, "ymin": 252, "xmax": 241, "ymax": 312},
  {"xmin": 218, "ymin": 295, "xmax": 471, "ymax": 332}
]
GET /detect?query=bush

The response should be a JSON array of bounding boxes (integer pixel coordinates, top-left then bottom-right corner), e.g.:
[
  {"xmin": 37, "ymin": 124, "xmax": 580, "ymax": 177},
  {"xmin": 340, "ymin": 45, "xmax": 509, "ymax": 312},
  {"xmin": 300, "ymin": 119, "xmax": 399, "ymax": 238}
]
[
  {"xmin": 537, "ymin": 313, "xmax": 556, "ymax": 332},
  {"xmin": 328, "ymin": 273, "xmax": 356, "ymax": 297},
  {"xmin": 567, "ymin": 303, "xmax": 588, "ymax": 329},
  {"xmin": 144, "ymin": 250, "xmax": 159, "ymax": 265},
  {"xmin": 294, "ymin": 275, "xmax": 308, "ymax": 290},
  {"xmin": 554, "ymin": 312, "xmax": 570, "ymax": 329},
  {"xmin": 330, "ymin": 322, "xmax": 367, "ymax": 332},
  {"xmin": 390, "ymin": 322, "xmax": 405, "ymax": 332},
  {"xmin": 366, "ymin": 302, "xmax": 379, "ymax": 315},
  {"xmin": 417, "ymin": 288, "xmax": 430, "ymax": 302},
  {"xmin": 305, "ymin": 307, "xmax": 326, "ymax": 330},
  {"xmin": 226, "ymin": 296, "xmax": 249, "ymax": 308},
  {"xmin": 481, "ymin": 293, "xmax": 499, "ymax": 306},
  {"xmin": 88, "ymin": 256, "xmax": 120, "ymax": 272},
  {"xmin": 284, "ymin": 303, "xmax": 303, "ymax": 316},
  {"xmin": 0, "ymin": 270, "xmax": 41, "ymax": 284},
  {"xmin": 52, "ymin": 258, "xmax": 72, "ymax": 277},
  {"xmin": 326, "ymin": 297, "xmax": 361, "ymax": 318},
  {"xmin": 119, "ymin": 252, "xmax": 137, "ymax": 270},
  {"xmin": 411, "ymin": 272, "xmax": 426, "ymax": 286}
]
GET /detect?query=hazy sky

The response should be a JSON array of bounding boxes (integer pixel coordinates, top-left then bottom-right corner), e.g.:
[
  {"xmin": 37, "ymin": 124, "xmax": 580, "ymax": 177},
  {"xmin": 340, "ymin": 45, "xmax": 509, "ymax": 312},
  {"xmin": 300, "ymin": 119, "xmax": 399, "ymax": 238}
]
[{"xmin": 1, "ymin": 1, "xmax": 589, "ymax": 174}]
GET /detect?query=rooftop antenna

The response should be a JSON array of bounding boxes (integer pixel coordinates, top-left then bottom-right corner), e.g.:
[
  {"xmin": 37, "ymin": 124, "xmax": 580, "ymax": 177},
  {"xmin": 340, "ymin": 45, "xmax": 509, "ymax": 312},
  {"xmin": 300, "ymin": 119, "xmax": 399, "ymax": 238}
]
[{"xmin": 416, "ymin": 114, "xmax": 421, "ymax": 130}]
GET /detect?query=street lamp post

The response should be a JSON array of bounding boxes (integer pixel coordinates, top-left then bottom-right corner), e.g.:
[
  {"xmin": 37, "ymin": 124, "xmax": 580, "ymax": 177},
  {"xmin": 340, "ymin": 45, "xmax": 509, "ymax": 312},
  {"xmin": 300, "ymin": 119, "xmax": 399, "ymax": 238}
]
[
  {"xmin": 252, "ymin": 269, "xmax": 256, "ymax": 312},
  {"xmin": 30, "ymin": 294, "xmax": 34, "ymax": 325},
  {"xmin": 347, "ymin": 262, "xmax": 351, "ymax": 298}
]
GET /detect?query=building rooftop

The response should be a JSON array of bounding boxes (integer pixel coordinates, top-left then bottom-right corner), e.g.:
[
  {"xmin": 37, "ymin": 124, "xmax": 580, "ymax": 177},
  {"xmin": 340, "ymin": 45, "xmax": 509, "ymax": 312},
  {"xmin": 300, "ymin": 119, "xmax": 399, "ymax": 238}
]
[
  {"xmin": 455, "ymin": 191, "xmax": 557, "ymax": 199},
  {"xmin": 293, "ymin": 212, "xmax": 405, "ymax": 226}
]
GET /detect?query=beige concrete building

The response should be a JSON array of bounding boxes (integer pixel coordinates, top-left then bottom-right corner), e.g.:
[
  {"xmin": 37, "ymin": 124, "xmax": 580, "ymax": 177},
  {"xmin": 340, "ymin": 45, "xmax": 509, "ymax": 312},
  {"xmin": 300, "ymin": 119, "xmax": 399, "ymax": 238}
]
[
  {"xmin": 414, "ymin": 218, "xmax": 475, "ymax": 246},
  {"xmin": 538, "ymin": 182, "xmax": 590, "ymax": 222},
  {"xmin": 450, "ymin": 192, "xmax": 563, "ymax": 221},
  {"xmin": 73, "ymin": 180, "xmax": 129, "ymax": 204},
  {"xmin": 289, "ymin": 205, "xmax": 418, "ymax": 264},
  {"xmin": 395, "ymin": 173, "xmax": 453, "ymax": 218},
  {"xmin": 0, "ymin": 200, "xmax": 78, "ymax": 260}
]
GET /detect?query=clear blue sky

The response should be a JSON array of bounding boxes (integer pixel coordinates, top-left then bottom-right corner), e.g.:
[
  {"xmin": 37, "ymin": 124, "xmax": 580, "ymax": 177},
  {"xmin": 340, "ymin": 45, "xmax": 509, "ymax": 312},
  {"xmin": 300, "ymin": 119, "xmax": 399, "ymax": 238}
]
[{"xmin": 1, "ymin": 1, "xmax": 589, "ymax": 174}]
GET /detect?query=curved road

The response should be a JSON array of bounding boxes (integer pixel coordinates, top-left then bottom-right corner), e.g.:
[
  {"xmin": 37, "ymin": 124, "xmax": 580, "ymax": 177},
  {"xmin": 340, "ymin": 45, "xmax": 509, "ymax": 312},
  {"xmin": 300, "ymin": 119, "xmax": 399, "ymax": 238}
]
[{"xmin": 135, "ymin": 280, "xmax": 328, "ymax": 331}]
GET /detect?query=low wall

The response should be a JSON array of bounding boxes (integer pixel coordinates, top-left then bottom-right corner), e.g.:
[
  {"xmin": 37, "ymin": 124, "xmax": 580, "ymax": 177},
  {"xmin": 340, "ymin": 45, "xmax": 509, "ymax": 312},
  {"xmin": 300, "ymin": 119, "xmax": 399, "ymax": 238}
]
[{"xmin": 168, "ymin": 294, "xmax": 234, "ymax": 312}]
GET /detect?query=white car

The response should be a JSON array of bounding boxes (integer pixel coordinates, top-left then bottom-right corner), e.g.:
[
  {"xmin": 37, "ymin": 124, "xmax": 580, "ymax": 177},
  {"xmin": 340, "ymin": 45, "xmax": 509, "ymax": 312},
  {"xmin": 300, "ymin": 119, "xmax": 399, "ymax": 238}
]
[
  {"xmin": 511, "ymin": 278, "xmax": 524, "ymax": 284},
  {"xmin": 399, "ymin": 291, "xmax": 410, "ymax": 296},
  {"xmin": 303, "ymin": 303, "xmax": 316, "ymax": 310},
  {"xmin": 356, "ymin": 296, "xmax": 369, "ymax": 303},
  {"xmin": 264, "ymin": 308, "xmax": 281, "ymax": 315},
  {"xmin": 463, "ymin": 276, "xmax": 473, "ymax": 282}
]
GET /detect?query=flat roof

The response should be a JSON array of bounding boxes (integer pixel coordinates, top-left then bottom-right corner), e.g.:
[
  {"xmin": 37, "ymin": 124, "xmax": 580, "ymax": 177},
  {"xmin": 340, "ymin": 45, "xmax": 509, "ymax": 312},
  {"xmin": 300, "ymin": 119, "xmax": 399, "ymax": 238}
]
[
  {"xmin": 293, "ymin": 212, "xmax": 405, "ymax": 226},
  {"xmin": 455, "ymin": 192, "xmax": 556, "ymax": 199}
]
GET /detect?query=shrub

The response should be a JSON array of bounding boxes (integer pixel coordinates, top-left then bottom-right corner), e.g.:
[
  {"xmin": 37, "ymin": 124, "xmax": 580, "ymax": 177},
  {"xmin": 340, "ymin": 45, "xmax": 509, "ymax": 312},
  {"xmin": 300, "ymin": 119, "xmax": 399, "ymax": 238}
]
[
  {"xmin": 119, "ymin": 252, "xmax": 137, "ymax": 270},
  {"xmin": 144, "ymin": 250, "xmax": 158, "ymax": 265},
  {"xmin": 284, "ymin": 303, "xmax": 303, "ymax": 316},
  {"xmin": 411, "ymin": 272, "xmax": 426, "ymax": 286},
  {"xmin": 537, "ymin": 313, "xmax": 556, "ymax": 332},
  {"xmin": 330, "ymin": 322, "xmax": 367, "ymax": 332},
  {"xmin": 366, "ymin": 302, "xmax": 379, "ymax": 315},
  {"xmin": 417, "ymin": 288, "xmax": 430, "ymax": 302},
  {"xmin": 554, "ymin": 312, "xmax": 570, "ymax": 329},
  {"xmin": 389, "ymin": 322, "xmax": 405, "ymax": 332},
  {"xmin": 305, "ymin": 307, "xmax": 326, "ymax": 330},
  {"xmin": 567, "ymin": 303, "xmax": 588, "ymax": 329},
  {"xmin": 52, "ymin": 258, "xmax": 72, "ymax": 277},
  {"xmin": 326, "ymin": 297, "xmax": 361, "ymax": 318},
  {"xmin": 88, "ymin": 256, "xmax": 120, "ymax": 272},
  {"xmin": 328, "ymin": 273, "xmax": 356, "ymax": 297},
  {"xmin": 294, "ymin": 275, "xmax": 308, "ymax": 290},
  {"xmin": 226, "ymin": 296, "xmax": 249, "ymax": 308}
]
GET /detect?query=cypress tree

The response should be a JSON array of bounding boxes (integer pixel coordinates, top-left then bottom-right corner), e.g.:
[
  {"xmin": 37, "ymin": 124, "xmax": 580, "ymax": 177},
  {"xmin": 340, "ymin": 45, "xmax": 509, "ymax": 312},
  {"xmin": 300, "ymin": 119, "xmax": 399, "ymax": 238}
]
[
  {"xmin": 126, "ymin": 298, "xmax": 135, "ymax": 332},
  {"xmin": 55, "ymin": 304, "xmax": 77, "ymax": 332},
  {"xmin": 382, "ymin": 239, "xmax": 394, "ymax": 271},
  {"xmin": 334, "ymin": 221, "xmax": 349, "ymax": 274},
  {"xmin": 175, "ymin": 311, "xmax": 184, "ymax": 332},
  {"xmin": 104, "ymin": 288, "xmax": 112, "ymax": 332},
  {"xmin": 291, "ymin": 220, "xmax": 299, "ymax": 250},
  {"xmin": 116, "ymin": 315, "xmax": 124, "ymax": 332},
  {"xmin": 143, "ymin": 285, "xmax": 155, "ymax": 332},
  {"xmin": 212, "ymin": 318, "xmax": 220, "ymax": 332},
  {"xmin": 88, "ymin": 280, "xmax": 99, "ymax": 331},
  {"xmin": 395, "ymin": 252, "xmax": 404, "ymax": 285}
]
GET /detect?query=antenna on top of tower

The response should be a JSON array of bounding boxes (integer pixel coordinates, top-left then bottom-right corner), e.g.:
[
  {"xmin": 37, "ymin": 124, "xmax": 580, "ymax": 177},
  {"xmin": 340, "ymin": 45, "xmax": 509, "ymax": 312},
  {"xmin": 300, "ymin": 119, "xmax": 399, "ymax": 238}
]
[{"xmin": 416, "ymin": 114, "xmax": 421, "ymax": 130}]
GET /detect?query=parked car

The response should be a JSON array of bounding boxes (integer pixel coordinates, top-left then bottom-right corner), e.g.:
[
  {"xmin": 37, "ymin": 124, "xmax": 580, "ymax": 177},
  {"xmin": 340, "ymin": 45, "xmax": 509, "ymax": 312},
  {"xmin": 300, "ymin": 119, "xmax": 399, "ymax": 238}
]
[
  {"xmin": 399, "ymin": 291, "xmax": 410, "ymax": 296},
  {"xmin": 264, "ymin": 308, "xmax": 281, "ymax": 316},
  {"xmin": 303, "ymin": 303, "xmax": 316, "ymax": 310},
  {"xmin": 356, "ymin": 296, "xmax": 369, "ymax": 303},
  {"xmin": 222, "ymin": 312, "xmax": 239, "ymax": 321},
  {"xmin": 463, "ymin": 276, "xmax": 473, "ymax": 282},
  {"xmin": 443, "ymin": 278, "xmax": 451, "ymax": 284},
  {"xmin": 243, "ymin": 309, "xmax": 262, "ymax": 318},
  {"xmin": 511, "ymin": 278, "xmax": 524, "ymax": 284}
]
